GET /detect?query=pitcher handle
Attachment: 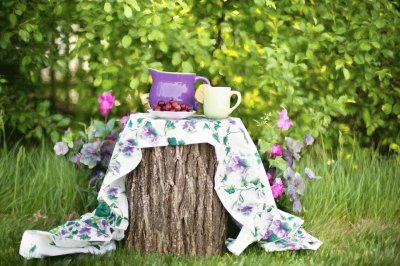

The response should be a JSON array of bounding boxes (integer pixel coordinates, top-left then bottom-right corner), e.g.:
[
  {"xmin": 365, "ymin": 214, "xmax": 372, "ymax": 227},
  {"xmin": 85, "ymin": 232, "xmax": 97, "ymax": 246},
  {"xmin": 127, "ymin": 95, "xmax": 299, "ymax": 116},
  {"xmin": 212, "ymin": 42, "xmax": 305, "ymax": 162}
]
[{"xmin": 195, "ymin": 76, "xmax": 210, "ymax": 85}]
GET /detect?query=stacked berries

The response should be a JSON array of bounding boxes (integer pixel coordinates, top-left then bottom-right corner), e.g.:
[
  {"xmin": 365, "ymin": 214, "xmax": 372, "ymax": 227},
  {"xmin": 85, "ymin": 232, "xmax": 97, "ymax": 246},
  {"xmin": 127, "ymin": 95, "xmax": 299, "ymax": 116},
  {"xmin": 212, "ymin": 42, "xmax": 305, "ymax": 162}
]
[{"xmin": 152, "ymin": 100, "xmax": 193, "ymax": 112}]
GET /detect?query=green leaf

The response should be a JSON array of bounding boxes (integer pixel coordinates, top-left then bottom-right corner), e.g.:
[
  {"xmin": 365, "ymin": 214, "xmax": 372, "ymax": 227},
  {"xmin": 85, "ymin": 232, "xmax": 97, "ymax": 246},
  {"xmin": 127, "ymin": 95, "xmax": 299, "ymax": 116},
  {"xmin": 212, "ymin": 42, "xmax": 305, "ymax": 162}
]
[
  {"xmin": 18, "ymin": 29, "xmax": 30, "ymax": 42},
  {"xmin": 9, "ymin": 14, "xmax": 17, "ymax": 28},
  {"xmin": 129, "ymin": 78, "xmax": 139, "ymax": 89},
  {"xmin": 223, "ymin": 136, "xmax": 228, "ymax": 145},
  {"xmin": 381, "ymin": 104, "xmax": 392, "ymax": 115},
  {"xmin": 224, "ymin": 186, "xmax": 235, "ymax": 194},
  {"xmin": 95, "ymin": 201, "xmax": 111, "ymax": 218},
  {"xmin": 268, "ymin": 157, "xmax": 287, "ymax": 172},
  {"xmin": 314, "ymin": 24, "xmax": 324, "ymax": 32},
  {"xmin": 172, "ymin": 52, "xmax": 181, "ymax": 65},
  {"xmin": 33, "ymin": 31, "xmax": 43, "ymax": 42},
  {"xmin": 122, "ymin": 35, "xmax": 132, "ymax": 48},
  {"xmin": 106, "ymin": 119, "xmax": 116, "ymax": 131},
  {"xmin": 255, "ymin": 20, "xmax": 264, "ymax": 32},
  {"xmin": 165, "ymin": 120, "xmax": 176, "ymax": 129},
  {"xmin": 342, "ymin": 68, "xmax": 350, "ymax": 80},
  {"xmin": 104, "ymin": 2, "xmax": 112, "ymax": 13},
  {"xmin": 212, "ymin": 133, "xmax": 220, "ymax": 143},
  {"xmin": 168, "ymin": 137, "xmax": 178, "ymax": 146},
  {"xmin": 126, "ymin": 0, "xmax": 141, "ymax": 11},
  {"xmin": 159, "ymin": 42, "xmax": 168, "ymax": 53},
  {"xmin": 124, "ymin": 5, "xmax": 133, "ymax": 18},
  {"xmin": 153, "ymin": 15, "xmax": 161, "ymax": 26},
  {"xmin": 50, "ymin": 131, "xmax": 60, "ymax": 144},
  {"xmin": 182, "ymin": 61, "xmax": 193, "ymax": 73},
  {"xmin": 360, "ymin": 42, "xmax": 371, "ymax": 51},
  {"xmin": 57, "ymin": 118, "xmax": 70, "ymax": 127},
  {"xmin": 265, "ymin": 0, "xmax": 276, "ymax": 9}
]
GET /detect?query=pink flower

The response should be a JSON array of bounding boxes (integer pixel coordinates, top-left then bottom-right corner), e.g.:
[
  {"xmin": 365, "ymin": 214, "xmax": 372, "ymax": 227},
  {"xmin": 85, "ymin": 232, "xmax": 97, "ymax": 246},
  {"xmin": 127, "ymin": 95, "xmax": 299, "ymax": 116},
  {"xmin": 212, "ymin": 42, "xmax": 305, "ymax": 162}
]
[
  {"xmin": 105, "ymin": 135, "xmax": 116, "ymax": 141},
  {"xmin": 271, "ymin": 144, "xmax": 283, "ymax": 158},
  {"xmin": 271, "ymin": 178, "xmax": 284, "ymax": 198},
  {"xmin": 120, "ymin": 112, "xmax": 136, "ymax": 126},
  {"xmin": 276, "ymin": 108, "xmax": 293, "ymax": 131},
  {"xmin": 98, "ymin": 92, "xmax": 115, "ymax": 116},
  {"xmin": 120, "ymin": 115, "xmax": 129, "ymax": 126},
  {"xmin": 54, "ymin": 142, "xmax": 69, "ymax": 155}
]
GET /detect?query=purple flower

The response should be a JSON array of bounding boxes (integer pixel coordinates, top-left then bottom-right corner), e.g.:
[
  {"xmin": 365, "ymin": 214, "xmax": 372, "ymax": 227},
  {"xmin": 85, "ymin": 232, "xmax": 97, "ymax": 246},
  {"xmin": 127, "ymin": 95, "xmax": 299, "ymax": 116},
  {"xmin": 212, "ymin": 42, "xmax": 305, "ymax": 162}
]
[
  {"xmin": 237, "ymin": 204, "xmax": 253, "ymax": 215},
  {"xmin": 70, "ymin": 153, "xmax": 82, "ymax": 170},
  {"xmin": 141, "ymin": 126, "xmax": 157, "ymax": 143},
  {"xmin": 284, "ymin": 167, "xmax": 295, "ymax": 182},
  {"xmin": 304, "ymin": 168, "xmax": 322, "ymax": 180},
  {"xmin": 263, "ymin": 229, "xmax": 273, "ymax": 240},
  {"xmin": 98, "ymin": 220, "xmax": 109, "ymax": 228},
  {"xmin": 285, "ymin": 137, "xmax": 303, "ymax": 161},
  {"xmin": 101, "ymin": 141, "xmax": 116, "ymax": 167},
  {"xmin": 109, "ymin": 160, "xmax": 121, "ymax": 174},
  {"xmin": 107, "ymin": 187, "xmax": 118, "ymax": 196},
  {"xmin": 266, "ymin": 168, "xmax": 275, "ymax": 185},
  {"xmin": 78, "ymin": 226, "xmax": 91, "ymax": 235},
  {"xmin": 94, "ymin": 170, "xmax": 105, "ymax": 180},
  {"xmin": 271, "ymin": 144, "xmax": 283, "ymax": 158},
  {"xmin": 271, "ymin": 220, "xmax": 289, "ymax": 238},
  {"xmin": 304, "ymin": 134, "xmax": 314, "ymax": 146},
  {"xmin": 80, "ymin": 141, "xmax": 102, "ymax": 169},
  {"xmin": 287, "ymin": 184, "xmax": 297, "ymax": 201},
  {"xmin": 228, "ymin": 118, "xmax": 236, "ymax": 125},
  {"xmin": 118, "ymin": 139, "xmax": 137, "ymax": 156},
  {"xmin": 228, "ymin": 156, "xmax": 249, "ymax": 174},
  {"xmin": 60, "ymin": 229, "xmax": 69, "ymax": 236},
  {"xmin": 182, "ymin": 120, "xmax": 196, "ymax": 131},
  {"xmin": 54, "ymin": 142, "xmax": 69, "ymax": 155},
  {"xmin": 293, "ymin": 199, "xmax": 302, "ymax": 212},
  {"xmin": 293, "ymin": 173, "xmax": 305, "ymax": 195},
  {"xmin": 282, "ymin": 148, "xmax": 294, "ymax": 167},
  {"xmin": 276, "ymin": 108, "xmax": 293, "ymax": 131}
]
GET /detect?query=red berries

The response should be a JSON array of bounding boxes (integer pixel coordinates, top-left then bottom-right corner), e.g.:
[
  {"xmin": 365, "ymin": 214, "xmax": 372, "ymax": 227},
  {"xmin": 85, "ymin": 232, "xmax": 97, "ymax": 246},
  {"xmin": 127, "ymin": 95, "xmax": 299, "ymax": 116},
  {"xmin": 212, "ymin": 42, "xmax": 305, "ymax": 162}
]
[{"xmin": 152, "ymin": 100, "xmax": 193, "ymax": 112}]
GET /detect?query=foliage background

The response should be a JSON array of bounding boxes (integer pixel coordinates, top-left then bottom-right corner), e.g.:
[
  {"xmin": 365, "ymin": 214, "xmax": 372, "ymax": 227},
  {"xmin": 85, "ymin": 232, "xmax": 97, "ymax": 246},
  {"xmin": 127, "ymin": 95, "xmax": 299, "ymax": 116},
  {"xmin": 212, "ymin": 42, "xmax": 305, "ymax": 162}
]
[{"xmin": 0, "ymin": 0, "xmax": 399, "ymax": 151}]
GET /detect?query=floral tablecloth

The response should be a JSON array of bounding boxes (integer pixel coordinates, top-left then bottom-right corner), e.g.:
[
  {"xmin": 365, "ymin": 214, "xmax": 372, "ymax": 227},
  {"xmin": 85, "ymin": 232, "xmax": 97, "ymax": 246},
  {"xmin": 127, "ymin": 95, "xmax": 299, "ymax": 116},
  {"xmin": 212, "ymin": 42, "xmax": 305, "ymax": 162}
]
[{"xmin": 20, "ymin": 113, "xmax": 322, "ymax": 259}]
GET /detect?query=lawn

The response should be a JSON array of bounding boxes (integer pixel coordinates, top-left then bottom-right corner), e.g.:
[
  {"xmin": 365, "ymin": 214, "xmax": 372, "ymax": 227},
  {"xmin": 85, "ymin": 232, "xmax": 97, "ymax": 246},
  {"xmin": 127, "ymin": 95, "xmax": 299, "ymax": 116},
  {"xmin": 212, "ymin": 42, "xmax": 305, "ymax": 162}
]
[{"xmin": 0, "ymin": 145, "xmax": 399, "ymax": 265}]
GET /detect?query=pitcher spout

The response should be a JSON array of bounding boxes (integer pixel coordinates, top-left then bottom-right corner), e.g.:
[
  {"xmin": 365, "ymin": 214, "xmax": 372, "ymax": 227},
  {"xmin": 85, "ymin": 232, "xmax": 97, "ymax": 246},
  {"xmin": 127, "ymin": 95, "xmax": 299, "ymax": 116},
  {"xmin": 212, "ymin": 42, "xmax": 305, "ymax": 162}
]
[{"xmin": 148, "ymin": 68, "xmax": 160, "ymax": 78}]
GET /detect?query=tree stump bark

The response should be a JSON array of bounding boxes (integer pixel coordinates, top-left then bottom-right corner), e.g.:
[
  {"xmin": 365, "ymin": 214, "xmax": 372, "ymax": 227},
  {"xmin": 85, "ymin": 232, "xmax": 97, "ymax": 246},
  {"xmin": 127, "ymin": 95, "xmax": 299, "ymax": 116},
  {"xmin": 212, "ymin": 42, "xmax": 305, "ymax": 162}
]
[{"xmin": 125, "ymin": 143, "xmax": 228, "ymax": 255}]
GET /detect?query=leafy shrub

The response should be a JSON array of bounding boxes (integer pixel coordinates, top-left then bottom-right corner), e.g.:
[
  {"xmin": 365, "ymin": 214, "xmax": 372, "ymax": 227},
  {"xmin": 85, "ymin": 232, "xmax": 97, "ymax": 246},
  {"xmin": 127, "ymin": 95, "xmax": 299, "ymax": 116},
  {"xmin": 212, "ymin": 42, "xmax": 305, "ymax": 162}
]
[{"xmin": 0, "ymin": 0, "xmax": 399, "ymax": 151}]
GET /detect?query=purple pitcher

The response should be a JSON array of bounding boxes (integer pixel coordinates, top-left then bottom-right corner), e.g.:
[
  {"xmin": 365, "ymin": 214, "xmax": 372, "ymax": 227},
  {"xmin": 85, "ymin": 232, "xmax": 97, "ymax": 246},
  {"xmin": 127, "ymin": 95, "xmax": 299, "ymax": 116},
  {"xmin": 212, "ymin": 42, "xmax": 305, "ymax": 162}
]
[{"xmin": 146, "ymin": 68, "xmax": 210, "ymax": 110}]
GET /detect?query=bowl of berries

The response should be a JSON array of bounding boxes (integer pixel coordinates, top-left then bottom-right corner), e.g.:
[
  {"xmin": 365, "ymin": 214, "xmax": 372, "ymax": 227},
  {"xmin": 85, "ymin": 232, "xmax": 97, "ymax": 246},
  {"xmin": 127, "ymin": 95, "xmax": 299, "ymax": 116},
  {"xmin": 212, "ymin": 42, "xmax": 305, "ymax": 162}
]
[{"xmin": 148, "ymin": 100, "xmax": 196, "ymax": 119}]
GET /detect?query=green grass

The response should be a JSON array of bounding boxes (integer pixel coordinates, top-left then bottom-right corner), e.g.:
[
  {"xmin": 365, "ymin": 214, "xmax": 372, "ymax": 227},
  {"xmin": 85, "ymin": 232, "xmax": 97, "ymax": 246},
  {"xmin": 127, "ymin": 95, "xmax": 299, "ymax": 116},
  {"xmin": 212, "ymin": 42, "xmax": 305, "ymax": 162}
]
[{"xmin": 0, "ymin": 145, "xmax": 399, "ymax": 265}]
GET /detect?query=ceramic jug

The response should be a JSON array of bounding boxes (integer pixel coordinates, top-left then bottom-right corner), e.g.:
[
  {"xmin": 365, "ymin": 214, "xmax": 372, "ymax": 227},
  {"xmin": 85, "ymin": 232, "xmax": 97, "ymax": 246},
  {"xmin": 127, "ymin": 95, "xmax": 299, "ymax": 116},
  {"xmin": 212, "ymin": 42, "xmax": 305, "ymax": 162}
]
[{"xmin": 145, "ymin": 68, "xmax": 210, "ymax": 110}]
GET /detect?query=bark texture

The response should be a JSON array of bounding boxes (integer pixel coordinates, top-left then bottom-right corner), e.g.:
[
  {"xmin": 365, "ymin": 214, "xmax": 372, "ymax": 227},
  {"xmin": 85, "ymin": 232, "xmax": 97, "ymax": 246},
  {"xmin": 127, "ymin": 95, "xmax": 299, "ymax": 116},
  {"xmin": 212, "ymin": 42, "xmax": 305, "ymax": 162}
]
[{"xmin": 125, "ymin": 144, "xmax": 228, "ymax": 255}]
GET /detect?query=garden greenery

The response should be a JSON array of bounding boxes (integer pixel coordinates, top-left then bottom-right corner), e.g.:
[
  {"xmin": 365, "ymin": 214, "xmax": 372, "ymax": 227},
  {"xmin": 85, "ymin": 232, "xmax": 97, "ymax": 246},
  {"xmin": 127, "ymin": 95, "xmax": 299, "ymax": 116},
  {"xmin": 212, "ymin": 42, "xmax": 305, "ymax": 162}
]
[{"xmin": 0, "ymin": 0, "xmax": 399, "ymax": 151}]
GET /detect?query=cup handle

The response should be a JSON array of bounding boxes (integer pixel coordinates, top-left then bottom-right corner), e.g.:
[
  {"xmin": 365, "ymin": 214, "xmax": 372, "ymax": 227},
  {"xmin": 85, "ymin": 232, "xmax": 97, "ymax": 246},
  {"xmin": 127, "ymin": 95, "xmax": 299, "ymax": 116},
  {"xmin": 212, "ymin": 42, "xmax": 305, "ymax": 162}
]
[
  {"xmin": 195, "ymin": 76, "xmax": 210, "ymax": 85},
  {"xmin": 228, "ymin": 91, "xmax": 242, "ymax": 115}
]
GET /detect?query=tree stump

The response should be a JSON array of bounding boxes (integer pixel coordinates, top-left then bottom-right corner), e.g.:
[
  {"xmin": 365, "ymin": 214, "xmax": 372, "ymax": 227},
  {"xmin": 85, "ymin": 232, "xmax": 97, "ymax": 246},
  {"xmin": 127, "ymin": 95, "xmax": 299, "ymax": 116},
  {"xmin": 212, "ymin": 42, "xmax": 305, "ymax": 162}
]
[{"xmin": 125, "ymin": 143, "xmax": 228, "ymax": 255}]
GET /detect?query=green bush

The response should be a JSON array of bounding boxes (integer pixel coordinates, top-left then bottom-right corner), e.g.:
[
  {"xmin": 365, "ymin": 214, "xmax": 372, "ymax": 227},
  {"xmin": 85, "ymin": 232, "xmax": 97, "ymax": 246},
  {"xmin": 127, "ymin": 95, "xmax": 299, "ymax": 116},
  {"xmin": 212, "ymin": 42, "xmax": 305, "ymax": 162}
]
[{"xmin": 0, "ymin": 0, "xmax": 399, "ymax": 151}]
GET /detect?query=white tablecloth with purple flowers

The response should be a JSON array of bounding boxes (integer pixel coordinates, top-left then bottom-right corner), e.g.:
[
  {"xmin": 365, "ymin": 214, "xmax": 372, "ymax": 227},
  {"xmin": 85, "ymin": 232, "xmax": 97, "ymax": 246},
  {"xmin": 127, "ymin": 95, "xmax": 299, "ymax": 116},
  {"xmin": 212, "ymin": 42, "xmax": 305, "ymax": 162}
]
[{"xmin": 20, "ymin": 113, "xmax": 322, "ymax": 259}]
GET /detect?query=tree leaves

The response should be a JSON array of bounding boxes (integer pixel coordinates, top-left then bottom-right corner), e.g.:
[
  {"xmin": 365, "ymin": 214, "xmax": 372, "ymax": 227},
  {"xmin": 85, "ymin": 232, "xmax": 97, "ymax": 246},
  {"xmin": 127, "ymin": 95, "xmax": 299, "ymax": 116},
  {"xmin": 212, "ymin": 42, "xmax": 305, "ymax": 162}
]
[{"xmin": 121, "ymin": 35, "xmax": 132, "ymax": 48}]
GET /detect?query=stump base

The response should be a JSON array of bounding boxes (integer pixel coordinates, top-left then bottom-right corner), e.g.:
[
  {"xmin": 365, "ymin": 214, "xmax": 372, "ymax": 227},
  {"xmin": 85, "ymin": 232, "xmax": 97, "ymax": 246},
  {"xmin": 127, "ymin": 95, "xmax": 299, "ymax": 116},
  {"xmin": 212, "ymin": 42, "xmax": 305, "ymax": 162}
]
[{"xmin": 125, "ymin": 144, "xmax": 228, "ymax": 255}]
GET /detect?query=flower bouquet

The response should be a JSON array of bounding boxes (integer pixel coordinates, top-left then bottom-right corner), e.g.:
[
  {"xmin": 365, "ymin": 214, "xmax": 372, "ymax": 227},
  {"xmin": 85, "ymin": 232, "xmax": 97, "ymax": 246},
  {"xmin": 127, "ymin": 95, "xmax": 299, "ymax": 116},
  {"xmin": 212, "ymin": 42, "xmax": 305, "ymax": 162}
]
[
  {"xmin": 53, "ymin": 92, "xmax": 132, "ymax": 206},
  {"xmin": 256, "ymin": 108, "xmax": 321, "ymax": 212}
]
